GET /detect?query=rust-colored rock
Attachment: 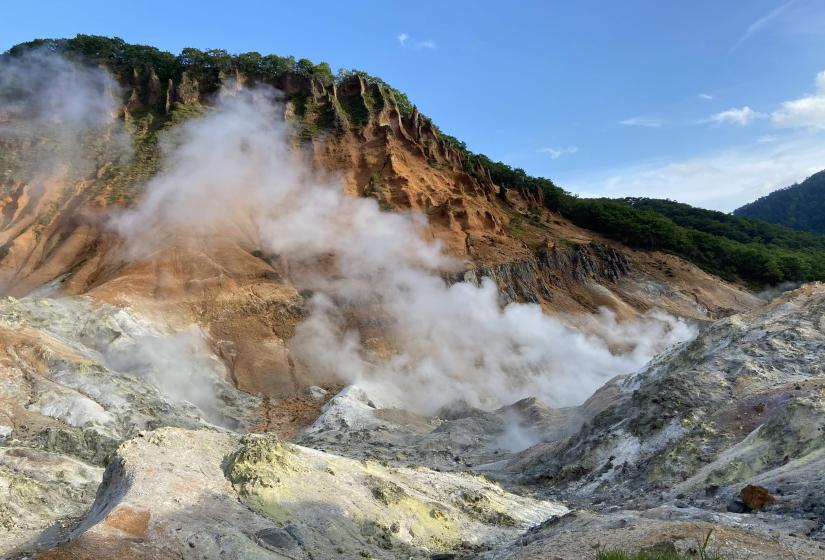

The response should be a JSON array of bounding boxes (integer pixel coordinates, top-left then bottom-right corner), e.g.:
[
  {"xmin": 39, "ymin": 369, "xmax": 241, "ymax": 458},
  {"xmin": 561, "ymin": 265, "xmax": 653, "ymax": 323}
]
[
  {"xmin": 104, "ymin": 506, "xmax": 150, "ymax": 538},
  {"xmin": 740, "ymin": 485, "xmax": 778, "ymax": 510}
]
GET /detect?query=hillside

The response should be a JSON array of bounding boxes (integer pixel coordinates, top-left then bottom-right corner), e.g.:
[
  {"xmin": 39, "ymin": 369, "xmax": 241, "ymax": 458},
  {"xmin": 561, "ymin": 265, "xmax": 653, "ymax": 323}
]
[
  {"xmin": 0, "ymin": 34, "xmax": 761, "ymax": 404},
  {"xmin": 617, "ymin": 197, "xmax": 825, "ymax": 283},
  {"xmin": 2, "ymin": 35, "xmax": 825, "ymax": 293},
  {"xmin": 2, "ymin": 34, "xmax": 825, "ymax": 560},
  {"xmin": 734, "ymin": 170, "xmax": 825, "ymax": 235}
]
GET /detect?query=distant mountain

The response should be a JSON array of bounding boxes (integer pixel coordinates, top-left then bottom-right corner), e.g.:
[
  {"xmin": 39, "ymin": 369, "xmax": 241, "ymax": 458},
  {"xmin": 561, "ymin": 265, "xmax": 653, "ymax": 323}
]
[{"xmin": 734, "ymin": 170, "xmax": 825, "ymax": 235}]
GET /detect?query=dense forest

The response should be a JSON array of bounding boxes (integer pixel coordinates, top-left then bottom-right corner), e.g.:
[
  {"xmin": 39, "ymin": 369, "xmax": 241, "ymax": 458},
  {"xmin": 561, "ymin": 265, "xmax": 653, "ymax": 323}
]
[
  {"xmin": 450, "ymin": 147, "xmax": 825, "ymax": 284},
  {"xmin": 733, "ymin": 170, "xmax": 825, "ymax": 235},
  {"xmin": 6, "ymin": 35, "xmax": 825, "ymax": 287}
]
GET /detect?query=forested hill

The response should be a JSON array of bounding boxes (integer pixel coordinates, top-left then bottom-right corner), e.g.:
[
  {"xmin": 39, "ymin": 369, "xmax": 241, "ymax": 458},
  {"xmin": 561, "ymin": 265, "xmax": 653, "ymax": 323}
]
[
  {"xmin": 733, "ymin": 170, "xmax": 825, "ymax": 235},
  {"xmin": 603, "ymin": 197, "xmax": 825, "ymax": 284}
]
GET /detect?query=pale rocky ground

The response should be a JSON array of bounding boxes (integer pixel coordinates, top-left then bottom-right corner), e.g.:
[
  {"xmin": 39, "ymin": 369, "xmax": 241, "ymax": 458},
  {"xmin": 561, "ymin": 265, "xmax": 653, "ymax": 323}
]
[
  {"xmin": 504, "ymin": 283, "xmax": 825, "ymax": 519},
  {"xmin": 483, "ymin": 508, "xmax": 825, "ymax": 559},
  {"xmin": 1, "ymin": 285, "xmax": 824, "ymax": 559},
  {"xmin": 31, "ymin": 428, "xmax": 567, "ymax": 560},
  {"xmin": 0, "ymin": 295, "xmax": 259, "ymax": 554}
]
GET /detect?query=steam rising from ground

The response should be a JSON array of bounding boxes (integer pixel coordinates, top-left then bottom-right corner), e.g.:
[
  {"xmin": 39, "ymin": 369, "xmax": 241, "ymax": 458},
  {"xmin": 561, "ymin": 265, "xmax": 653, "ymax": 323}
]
[
  {"xmin": 0, "ymin": 50, "xmax": 117, "ymax": 130},
  {"xmin": 113, "ymin": 87, "xmax": 695, "ymax": 414},
  {"xmin": 102, "ymin": 326, "xmax": 231, "ymax": 426},
  {"xmin": 0, "ymin": 50, "xmax": 128, "ymax": 183},
  {"xmin": 756, "ymin": 281, "xmax": 802, "ymax": 301}
]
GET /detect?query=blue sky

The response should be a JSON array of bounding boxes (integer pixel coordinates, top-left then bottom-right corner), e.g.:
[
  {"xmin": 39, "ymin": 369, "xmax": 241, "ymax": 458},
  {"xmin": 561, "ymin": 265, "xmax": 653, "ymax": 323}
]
[{"xmin": 3, "ymin": 0, "xmax": 825, "ymax": 211}]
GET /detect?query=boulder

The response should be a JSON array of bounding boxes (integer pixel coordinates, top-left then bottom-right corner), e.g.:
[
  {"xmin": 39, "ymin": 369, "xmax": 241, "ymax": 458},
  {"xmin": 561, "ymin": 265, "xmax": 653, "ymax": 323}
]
[{"xmin": 740, "ymin": 485, "xmax": 778, "ymax": 511}]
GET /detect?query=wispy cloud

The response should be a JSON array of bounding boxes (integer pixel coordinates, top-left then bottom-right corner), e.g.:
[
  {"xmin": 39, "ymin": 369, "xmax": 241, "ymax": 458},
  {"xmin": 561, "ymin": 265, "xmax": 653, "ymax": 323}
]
[
  {"xmin": 619, "ymin": 117, "xmax": 663, "ymax": 128},
  {"xmin": 731, "ymin": 0, "xmax": 796, "ymax": 51},
  {"xmin": 396, "ymin": 33, "xmax": 436, "ymax": 50},
  {"xmin": 706, "ymin": 106, "xmax": 765, "ymax": 126},
  {"xmin": 698, "ymin": 93, "xmax": 714, "ymax": 100},
  {"xmin": 539, "ymin": 146, "xmax": 578, "ymax": 159},
  {"xmin": 572, "ymin": 66, "xmax": 825, "ymax": 211},
  {"xmin": 771, "ymin": 70, "xmax": 825, "ymax": 129},
  {"xmin": 567, "ymin": 134, "xmax": 825, "ymax": 212}
]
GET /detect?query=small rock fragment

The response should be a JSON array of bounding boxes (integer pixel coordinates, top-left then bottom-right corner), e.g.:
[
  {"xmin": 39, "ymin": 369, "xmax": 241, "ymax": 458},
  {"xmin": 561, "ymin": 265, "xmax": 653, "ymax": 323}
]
[
  {"xmin": 305, "ymin": 386, "xmax": 328, "ymax": 401},
  {"xmin": 256, "ymin": 527, "xmax": 298, "ymax": 550},
  {"xmin": 726, "ymin": 498, "xmax": 749, "ymax": 513},
  {"xmin": 740, "ymin": 484, "xmax": 778, "ymax": 510}
]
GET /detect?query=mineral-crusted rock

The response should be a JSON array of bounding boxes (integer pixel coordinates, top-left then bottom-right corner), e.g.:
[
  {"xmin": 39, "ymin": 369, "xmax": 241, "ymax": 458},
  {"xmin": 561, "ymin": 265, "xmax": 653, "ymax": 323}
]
[{"xmin": 33, "ymin": 428, "xmax": 568, "ymax": 559}]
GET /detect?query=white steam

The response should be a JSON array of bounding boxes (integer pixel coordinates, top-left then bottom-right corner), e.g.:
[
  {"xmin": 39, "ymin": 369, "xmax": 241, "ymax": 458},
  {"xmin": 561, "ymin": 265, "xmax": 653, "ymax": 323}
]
[
  {"xmin": 0, "ymin": 50, "xmax": 127, "ymax": 181},
  {"xmin": 0, "ymin": 49, "xmax": 119, "ymax": 131},
  {"xmin": 101, "ymin": 326, "xmax": 231, "ymax": 425},
  {"xmin": 293, "ymin": 283, "xmax": 694, "ymax": 412},
  {"xmin": 0, "ymin": 51, "xmax": 131, "ymax": 296},
  {"xmin": 756, "ymin": 281, "xmax": 802, "ymax": 301},
  {"xmin": 112, "ymin": 87, "xmax": 695, "ymax": 414}
]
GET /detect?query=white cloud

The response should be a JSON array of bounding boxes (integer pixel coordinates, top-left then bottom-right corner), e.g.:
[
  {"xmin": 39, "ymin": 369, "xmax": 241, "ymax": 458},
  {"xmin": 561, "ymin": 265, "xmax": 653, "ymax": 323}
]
[
  {"xmin": 566, "ymin": 134, "xmax": 825, "ymax": 212},
  {"xmin": 397, "ymin": 33, "xmax": 436, "ymax": 50},
  {"xmin": 771, "ymin": 70, "xmax": 825, "ymax": 129},
  {"xmin": 539, "ymin": 146, "xmax": 578, "ymax": 159},
  {"xmin": 619, "ymin": 117, "xmax": 662, "ymax": 128},
  {"xmin": 732, "ymin": 0, "xmax": 796, "ymax": 51},
  {"xmin": 698, "ymin": 93, "xmax": 714, "ymax": 100},
  {"xmin": 569, "ymin": 68, "xmax": 825, "ymax": 212},
  {"xmin": 707, "ymin": 106, "xmax": 765, "ymax": 126}
]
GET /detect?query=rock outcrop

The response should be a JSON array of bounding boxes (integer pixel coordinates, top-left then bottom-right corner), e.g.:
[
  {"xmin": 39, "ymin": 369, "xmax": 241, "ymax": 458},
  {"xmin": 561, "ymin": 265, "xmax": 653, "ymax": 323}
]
[
  {"xmin": 501, "ymin": 283, "xmax": 825, "ymax": 540},
  {"xmin": 26, "ymin": 428, "xmax": 567, "ymax": 559},
  {"xmin": 0, "ymin": 295, "xmax": 259, "ymax": 552},
  {"xmin": 456, "ymin": 242, "xmax": 630, "ymax": 304}
]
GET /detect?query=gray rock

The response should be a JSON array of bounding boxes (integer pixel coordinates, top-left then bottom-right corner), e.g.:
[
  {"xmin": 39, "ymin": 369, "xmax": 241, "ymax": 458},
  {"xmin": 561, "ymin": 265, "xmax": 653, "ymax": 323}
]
[
  {"xmin": 727, "ymin": 499, "xmax": 749, "ymax": 514},
  {"xmin": 255, "ymin": 527, "xmax": 299, "ymax": 550}
]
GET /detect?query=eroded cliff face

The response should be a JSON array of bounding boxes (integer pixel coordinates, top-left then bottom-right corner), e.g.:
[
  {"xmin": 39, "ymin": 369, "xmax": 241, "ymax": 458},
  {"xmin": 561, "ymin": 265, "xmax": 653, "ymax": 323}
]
[
  {"xmin": 0, "ymin": 63, "xmax": 753, "ymax": 299},
  {"xmin": 0, "ymin": 64, "xmax": 758, "ymax": 401}
]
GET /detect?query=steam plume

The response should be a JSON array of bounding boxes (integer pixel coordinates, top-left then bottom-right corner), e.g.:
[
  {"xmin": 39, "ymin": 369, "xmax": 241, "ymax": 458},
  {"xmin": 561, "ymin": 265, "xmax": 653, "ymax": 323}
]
[
  {"xmin": 112, "ymin": 87, "xmax": 695, "ymax": 414},
  {"xmin": 0, "ymin": 49, "xmax": 128, "ymax": 184}
]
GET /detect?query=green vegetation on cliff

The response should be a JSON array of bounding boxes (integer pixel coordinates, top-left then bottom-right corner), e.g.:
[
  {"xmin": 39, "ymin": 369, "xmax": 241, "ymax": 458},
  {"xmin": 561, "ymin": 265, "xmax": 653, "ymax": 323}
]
[
  {"xmin": 6, "ymin": 35, "xmax": 414, "ymax": 118},
  {"xmin": 450, "ymin": 155, "xmax": 825, "ymax": 284}
]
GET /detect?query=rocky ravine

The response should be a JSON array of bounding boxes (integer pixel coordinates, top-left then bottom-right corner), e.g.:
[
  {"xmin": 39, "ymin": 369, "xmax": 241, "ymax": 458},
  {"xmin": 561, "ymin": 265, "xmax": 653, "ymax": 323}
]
[{"xmin": 2, "ymin": 285, "xmax": 824, "ymax": 559}]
